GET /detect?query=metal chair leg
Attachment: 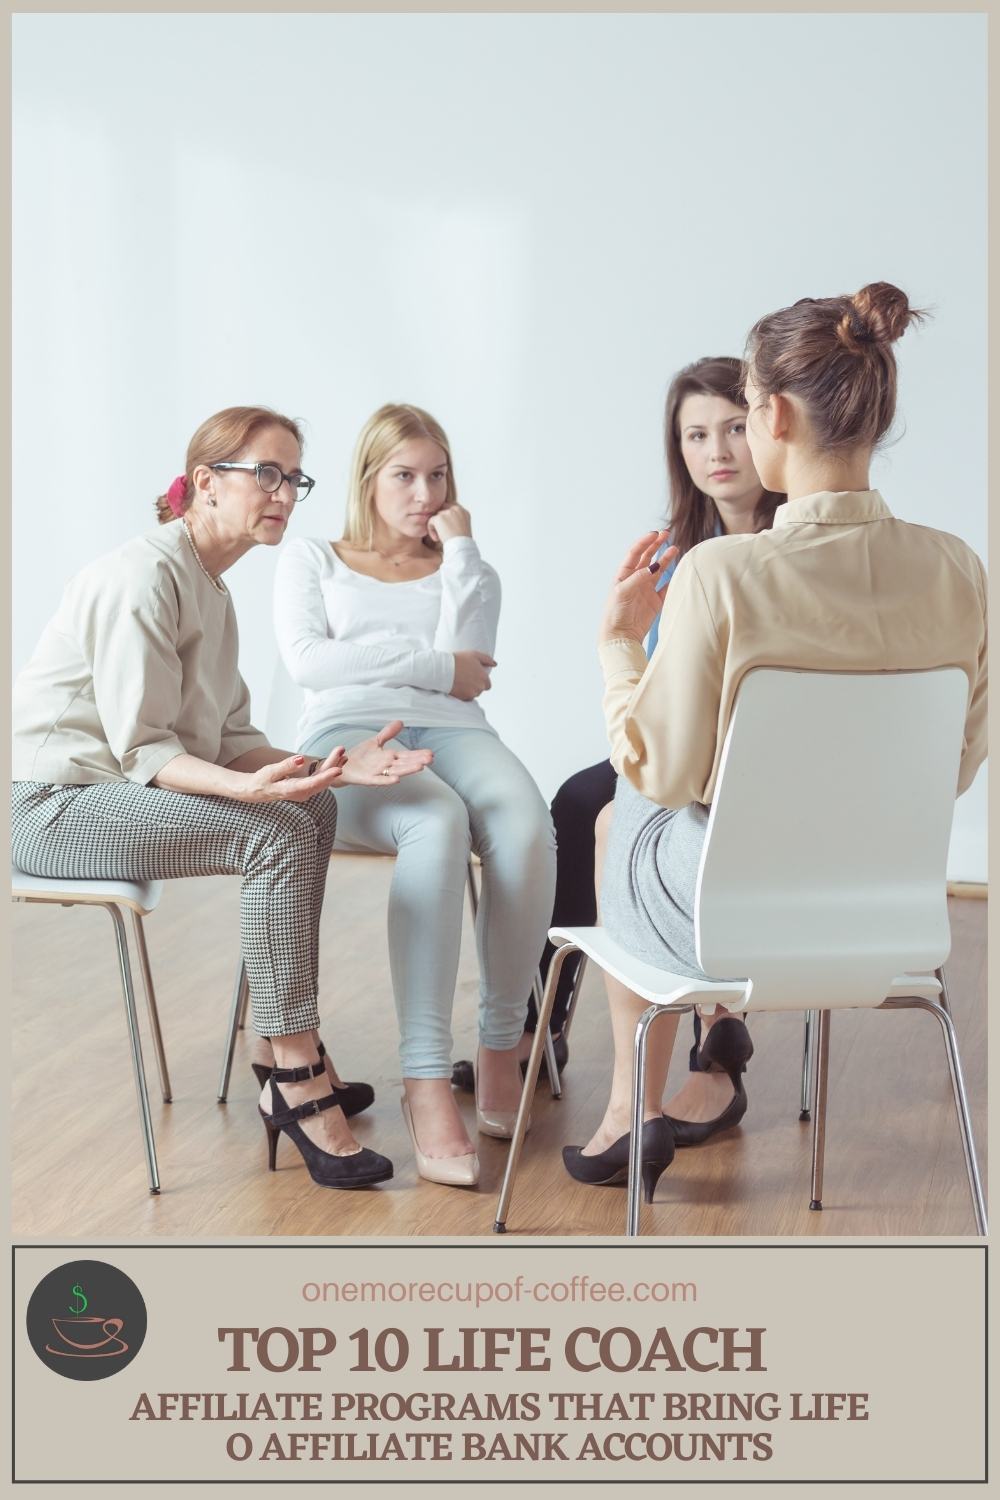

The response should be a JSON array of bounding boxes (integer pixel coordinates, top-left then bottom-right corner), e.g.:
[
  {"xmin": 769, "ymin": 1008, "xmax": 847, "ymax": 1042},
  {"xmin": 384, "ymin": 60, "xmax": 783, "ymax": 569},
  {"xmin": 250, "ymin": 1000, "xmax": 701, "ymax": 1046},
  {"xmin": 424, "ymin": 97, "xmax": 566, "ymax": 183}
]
[
  {"xmin": 130, "ymin": 910, "xmax": 172, "ymax": 1103},
  {"xmin": 218, "ymin": 958, "xmax": 249, "ymax": 1102},
  {"xmin": 559, "ymin": 954, "xmax": 589, "ymax": 1045},
  {"xmin": 809, "ymin": 1010, "xmax": 831, "ymax": 1210},
  {"xmin": 494, "ymin": 942, "xmax": 577, "ymax": 1233},
  {"xmin": 881, "ymin": 996, "xmax": 987, "ymax": 1235},
  {"xmin": 531, "ymin": 970, "xmax": 562, "ymax": 1098},
  {"xmin": 626, "ymin": 1003, "xmax": 686, "ymax": 1237},
  {"xmin": 104, "ymin": 903, "xmax": 160, "ymax": 1194},
  {"xmin": 934, "ymin": 966, "xmax": 952, "ymax": 1017},
  {"xmin": 799, "ymin": 1010, "xmax": 816, "ymax": 1121},
  {"xmin": 237, "ymin": 973, "xmax": 250, "ymax": 1030}
]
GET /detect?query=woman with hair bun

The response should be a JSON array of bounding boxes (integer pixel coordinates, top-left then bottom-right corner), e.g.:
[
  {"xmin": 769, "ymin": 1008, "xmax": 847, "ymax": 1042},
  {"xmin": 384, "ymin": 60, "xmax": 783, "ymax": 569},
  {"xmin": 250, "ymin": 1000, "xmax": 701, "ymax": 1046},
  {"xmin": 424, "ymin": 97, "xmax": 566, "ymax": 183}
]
[
  {"xmin": 565, "ymin": 283, "xmax": 988, "ymax": 1199},
  {"xmin": 12, "ymin": 405, "xmax": 434, "ymax": 1192}
]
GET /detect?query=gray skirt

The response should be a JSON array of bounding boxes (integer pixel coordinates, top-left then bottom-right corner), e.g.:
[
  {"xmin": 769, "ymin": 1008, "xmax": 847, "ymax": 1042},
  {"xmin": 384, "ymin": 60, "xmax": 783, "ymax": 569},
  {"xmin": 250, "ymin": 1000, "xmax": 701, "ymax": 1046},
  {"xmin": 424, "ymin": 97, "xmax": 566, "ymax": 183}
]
[{"xmin": 599, "ymin": 775, "xmax": 710, "ymax": 978}]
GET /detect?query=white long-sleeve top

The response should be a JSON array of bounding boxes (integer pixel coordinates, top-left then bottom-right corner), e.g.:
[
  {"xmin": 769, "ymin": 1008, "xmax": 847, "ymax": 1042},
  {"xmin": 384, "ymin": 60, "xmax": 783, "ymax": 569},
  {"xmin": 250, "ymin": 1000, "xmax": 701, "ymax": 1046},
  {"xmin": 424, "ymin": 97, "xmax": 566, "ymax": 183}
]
[{"xmin": 273, "ymin": 534, "xmax": 502, "ymax": 742}]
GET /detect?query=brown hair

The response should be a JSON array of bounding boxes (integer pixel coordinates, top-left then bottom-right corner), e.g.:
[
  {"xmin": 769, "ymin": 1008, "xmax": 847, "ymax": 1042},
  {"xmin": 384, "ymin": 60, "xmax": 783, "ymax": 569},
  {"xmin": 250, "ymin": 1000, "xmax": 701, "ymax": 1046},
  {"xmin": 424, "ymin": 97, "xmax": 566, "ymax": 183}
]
[
  {"xmin": 664, "ymin": 356, "xmax": 784, "ymax": 557},
  {"xmin": 743, "ymin": 281, "xmax": 928, "ymax": 451},
  {"xmin": 154, "ymin": 405, "xmax": 304, "ymax": 523},
  {"xmin": 342, "ymin": 403, "xmax": 455, "ymax": 553}
]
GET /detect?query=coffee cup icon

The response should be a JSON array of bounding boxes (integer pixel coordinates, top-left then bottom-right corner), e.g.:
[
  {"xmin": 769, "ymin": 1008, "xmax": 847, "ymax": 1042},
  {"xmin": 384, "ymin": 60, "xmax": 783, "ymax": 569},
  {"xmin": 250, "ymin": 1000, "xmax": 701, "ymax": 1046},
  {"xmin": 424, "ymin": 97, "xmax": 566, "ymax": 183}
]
[{"xmin": 46, "ymin": 1315, "xmax": 128, "ymax": 1358}]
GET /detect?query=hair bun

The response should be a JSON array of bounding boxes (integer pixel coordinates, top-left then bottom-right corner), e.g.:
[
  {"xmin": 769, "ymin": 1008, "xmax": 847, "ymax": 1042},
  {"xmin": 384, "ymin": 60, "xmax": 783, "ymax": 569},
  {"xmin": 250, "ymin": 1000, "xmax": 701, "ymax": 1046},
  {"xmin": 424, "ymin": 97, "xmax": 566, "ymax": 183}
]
[{"xmin": 846, "ymin": 282, "xmax": 922, "ymax": 348}]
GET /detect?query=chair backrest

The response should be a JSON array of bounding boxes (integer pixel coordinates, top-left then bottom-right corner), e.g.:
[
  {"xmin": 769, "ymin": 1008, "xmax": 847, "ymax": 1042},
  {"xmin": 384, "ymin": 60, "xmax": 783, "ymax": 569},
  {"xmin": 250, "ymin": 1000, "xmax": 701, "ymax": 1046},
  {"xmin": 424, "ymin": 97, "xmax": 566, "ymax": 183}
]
[
  {"xmin": 694, "ymin": 667, "xmax": 968, "ymax": 1010},
  {"xmin": 264, "ymin": 655, "xmax": 306, "ymax": 751}
]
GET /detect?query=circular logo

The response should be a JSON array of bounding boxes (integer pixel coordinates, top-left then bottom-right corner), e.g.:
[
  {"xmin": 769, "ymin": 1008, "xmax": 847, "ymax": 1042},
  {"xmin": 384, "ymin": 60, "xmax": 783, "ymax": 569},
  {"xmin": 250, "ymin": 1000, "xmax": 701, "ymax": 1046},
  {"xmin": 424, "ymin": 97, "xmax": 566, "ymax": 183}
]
[{"xmin": 26, "ymin": 1260, "xmax": 146, "ymax": 1380}]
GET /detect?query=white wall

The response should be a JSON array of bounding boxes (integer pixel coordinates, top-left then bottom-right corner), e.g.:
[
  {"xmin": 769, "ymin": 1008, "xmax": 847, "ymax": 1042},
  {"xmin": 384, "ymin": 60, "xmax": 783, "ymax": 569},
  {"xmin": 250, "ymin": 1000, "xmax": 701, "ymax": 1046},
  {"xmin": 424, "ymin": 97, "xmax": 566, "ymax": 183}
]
[{"xmin": 13, "ymin": 12, "xmax": 986, "ymax": 880}]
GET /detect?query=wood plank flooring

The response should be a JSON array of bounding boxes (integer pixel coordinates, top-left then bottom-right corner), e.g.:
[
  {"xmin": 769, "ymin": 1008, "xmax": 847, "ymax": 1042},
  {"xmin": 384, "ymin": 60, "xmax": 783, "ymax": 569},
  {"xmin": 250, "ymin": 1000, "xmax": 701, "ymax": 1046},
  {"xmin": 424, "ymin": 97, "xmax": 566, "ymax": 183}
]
[{"xmin": 11, "ymin": 858, "xmax": 987, "ymax": 1238}]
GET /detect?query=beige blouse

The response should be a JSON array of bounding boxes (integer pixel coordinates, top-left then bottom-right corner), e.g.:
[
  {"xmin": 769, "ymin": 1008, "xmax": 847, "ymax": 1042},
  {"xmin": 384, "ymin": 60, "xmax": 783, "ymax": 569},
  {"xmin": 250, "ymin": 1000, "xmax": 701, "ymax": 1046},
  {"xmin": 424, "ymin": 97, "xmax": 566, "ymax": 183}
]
[
  {"xmin": 12, "ymin": 520, "xmax": 268, "ymax": 785},
  {"xmin": 599, "ymin": 491, "xmax": 988, "ymax": 809}
]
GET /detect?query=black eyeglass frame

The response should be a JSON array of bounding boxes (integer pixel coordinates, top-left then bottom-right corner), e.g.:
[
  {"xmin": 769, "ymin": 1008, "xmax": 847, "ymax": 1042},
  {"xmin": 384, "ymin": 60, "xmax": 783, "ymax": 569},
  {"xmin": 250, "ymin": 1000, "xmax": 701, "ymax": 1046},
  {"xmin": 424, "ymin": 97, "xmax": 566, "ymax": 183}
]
[{"xmin": 210, "ymin": 461, "xmax": 315, "ymax": 501}]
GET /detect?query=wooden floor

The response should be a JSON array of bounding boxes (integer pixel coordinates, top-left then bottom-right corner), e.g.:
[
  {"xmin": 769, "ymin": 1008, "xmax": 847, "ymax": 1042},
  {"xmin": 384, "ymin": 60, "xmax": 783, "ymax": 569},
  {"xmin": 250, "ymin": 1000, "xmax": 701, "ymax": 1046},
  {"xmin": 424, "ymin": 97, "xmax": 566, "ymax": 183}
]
[{"xmin": 11, "ymin": 858, "xmax": 987, "ymax": 1238}]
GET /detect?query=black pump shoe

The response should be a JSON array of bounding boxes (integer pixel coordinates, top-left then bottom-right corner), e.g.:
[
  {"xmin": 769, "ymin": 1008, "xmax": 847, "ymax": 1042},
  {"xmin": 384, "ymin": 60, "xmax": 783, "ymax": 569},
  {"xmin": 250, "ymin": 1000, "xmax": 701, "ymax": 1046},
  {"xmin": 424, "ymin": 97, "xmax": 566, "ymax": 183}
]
[
  {"xmin": 259, "ymin": 1065, "xmax": 392, "ymax": 1189},
  {"xmin": 252, "ymin": 1041, "xmax": 375, "ymax": 1119},
  {"xmin": 696, "ymin": 1015, "xmax": 754, "ymax": 1075},
  {"xmin": 562, "ymin": 1117, "xmax": 676, "ymax": 1203},
  {"xmin": 666, "ymin": 1017, "xmax": 753, "ymax": 1147},
  {"xmin": 451, "ymin": 1033, "xmax": 568, "ymax": 1095}
]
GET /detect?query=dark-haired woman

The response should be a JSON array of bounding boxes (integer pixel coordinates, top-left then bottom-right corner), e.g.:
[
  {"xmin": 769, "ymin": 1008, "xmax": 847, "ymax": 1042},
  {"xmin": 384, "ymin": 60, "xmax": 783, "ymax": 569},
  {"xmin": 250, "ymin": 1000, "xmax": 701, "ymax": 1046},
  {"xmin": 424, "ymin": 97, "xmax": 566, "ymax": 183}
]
[
  {"xmin": 565, "ymin": 283, "xmax": 987, "ymax": 1195},
  {"xmin": 455, "ymin": 356, "xmax": 783, "ymax": 1142},
  {"xmin": 12, "ymin": 406, "xmax": 433, "ymax": 1191}
]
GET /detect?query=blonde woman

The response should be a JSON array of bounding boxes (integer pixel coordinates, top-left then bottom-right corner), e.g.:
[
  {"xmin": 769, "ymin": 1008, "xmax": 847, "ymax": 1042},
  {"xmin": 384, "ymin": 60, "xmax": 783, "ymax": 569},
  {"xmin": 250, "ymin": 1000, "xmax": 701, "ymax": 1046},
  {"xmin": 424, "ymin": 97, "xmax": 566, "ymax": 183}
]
[
  {"xmin": 12, "ymin": 406, "xmax": 433, "ymax": 1193},
  {"xmin": 273, "ymin": 404, "xmax": 557, "ymax": 1186}
]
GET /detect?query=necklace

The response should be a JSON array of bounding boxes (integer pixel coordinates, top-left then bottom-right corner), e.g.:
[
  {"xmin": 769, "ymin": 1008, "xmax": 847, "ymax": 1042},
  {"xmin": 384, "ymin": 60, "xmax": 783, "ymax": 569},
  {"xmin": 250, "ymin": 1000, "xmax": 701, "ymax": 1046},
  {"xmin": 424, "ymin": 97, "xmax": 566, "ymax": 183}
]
[
  {"xmin": 182, "ymin": 519, "xmax": 227, "ymax": 595},
  {"xmin": 367, "ymin": 545, "xmax": 432, "ymax": 569}
]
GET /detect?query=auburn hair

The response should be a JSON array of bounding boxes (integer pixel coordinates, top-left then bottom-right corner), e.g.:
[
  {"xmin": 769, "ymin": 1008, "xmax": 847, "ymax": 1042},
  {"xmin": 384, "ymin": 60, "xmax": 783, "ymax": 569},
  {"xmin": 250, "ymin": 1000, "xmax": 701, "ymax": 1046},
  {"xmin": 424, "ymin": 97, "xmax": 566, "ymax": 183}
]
[
  {"xmin": 743, "ymin": 281, "xmax": 928, "ymax": 451},
  {"xmin": 154, "ymin": 406, "xmax": 304, "ymax": 524}
]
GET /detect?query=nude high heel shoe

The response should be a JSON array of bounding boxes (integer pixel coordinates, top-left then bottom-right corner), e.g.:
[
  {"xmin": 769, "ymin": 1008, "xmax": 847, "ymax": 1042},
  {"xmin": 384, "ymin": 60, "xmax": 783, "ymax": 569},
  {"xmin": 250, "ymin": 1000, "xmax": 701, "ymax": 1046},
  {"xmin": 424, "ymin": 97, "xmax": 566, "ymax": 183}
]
[
  {"xmin": 400, "ymin": 1096, "xmax": 480, "ymax": 1187},
  {"xmin": 474, "ymin": 1050, "xmax": 531, "ymax": 1139}
]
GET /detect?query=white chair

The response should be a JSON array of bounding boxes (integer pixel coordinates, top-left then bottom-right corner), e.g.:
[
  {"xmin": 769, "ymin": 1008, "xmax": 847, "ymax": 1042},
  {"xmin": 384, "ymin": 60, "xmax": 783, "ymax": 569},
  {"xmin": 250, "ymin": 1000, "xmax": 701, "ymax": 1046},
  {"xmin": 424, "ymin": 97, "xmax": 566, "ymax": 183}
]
[
  {"xmin": 11, "ymin": 866, "xmax": 171, "ymax": 1194},
  {"xmin": 494, "ymin": 667, "xmax": 988, "ymax": 1237},
  {"xmin": 217, "ymin": 655, "xmax": 561, "ymax": 1098}
]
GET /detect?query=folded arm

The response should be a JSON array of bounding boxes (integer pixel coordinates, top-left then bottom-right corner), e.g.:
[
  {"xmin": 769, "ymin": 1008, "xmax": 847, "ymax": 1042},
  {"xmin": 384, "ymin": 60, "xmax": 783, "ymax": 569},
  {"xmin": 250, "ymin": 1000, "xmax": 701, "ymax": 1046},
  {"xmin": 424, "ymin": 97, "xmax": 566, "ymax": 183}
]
[
  {"xmin": 273, "ymin": 541, "xmax": 456, "ymax": 692},
  {"xmin": 432, "ymin": 536, "xmax": 502, "ymax": 655}
]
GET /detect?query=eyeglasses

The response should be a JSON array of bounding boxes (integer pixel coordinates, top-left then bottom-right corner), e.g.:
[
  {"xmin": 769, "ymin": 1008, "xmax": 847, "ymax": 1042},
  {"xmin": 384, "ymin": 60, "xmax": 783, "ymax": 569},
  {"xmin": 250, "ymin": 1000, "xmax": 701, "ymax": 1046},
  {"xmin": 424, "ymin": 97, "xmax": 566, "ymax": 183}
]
[{"xmin": 210, "ymin": 462, "xmax": 315, "ymax": 503}]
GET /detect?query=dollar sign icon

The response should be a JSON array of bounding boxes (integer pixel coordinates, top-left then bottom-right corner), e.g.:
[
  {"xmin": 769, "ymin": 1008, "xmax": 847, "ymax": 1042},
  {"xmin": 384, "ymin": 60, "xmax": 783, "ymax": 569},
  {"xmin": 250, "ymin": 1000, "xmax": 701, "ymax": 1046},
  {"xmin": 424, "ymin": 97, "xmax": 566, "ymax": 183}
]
[{"xmin": 69, "ymin": 1283, "xmax": 88, "ymax": 1317}]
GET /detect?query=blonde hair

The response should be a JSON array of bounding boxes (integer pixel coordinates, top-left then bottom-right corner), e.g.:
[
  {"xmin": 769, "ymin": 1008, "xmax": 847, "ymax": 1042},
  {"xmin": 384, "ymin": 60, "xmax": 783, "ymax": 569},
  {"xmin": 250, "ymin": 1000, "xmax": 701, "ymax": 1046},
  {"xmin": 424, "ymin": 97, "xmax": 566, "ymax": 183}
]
[
  {"xmin": 342, "ymin": 403, "xmax": 456, "ymax": 550},
  {"xmin": 154, "ymin": 405, "xmax": 304, "ymax": 524}
]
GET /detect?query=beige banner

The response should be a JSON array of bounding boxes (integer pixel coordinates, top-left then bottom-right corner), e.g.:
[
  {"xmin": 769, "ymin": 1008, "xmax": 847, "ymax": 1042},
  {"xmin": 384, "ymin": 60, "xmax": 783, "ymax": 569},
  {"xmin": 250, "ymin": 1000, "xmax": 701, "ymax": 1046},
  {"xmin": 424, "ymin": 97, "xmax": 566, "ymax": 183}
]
[{"xmin": 12, "ymin": 1242, "xmax": 986, "ymax": 1487}]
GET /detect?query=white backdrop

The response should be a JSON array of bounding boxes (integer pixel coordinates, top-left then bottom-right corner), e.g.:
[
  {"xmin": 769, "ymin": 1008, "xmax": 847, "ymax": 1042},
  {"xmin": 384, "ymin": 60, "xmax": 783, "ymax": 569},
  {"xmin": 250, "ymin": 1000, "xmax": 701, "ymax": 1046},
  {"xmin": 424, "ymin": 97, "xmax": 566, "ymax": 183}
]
[{"xmin": 12, "ymin": 12, "xmax": 987, "ymax": 879}]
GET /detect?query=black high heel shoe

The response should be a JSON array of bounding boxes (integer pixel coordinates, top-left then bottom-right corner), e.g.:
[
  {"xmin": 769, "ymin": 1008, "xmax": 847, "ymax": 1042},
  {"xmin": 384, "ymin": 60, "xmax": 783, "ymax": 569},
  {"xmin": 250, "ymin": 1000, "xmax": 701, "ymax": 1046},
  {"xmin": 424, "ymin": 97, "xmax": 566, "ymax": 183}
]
[
  {"xmin": 666, "ymin": 1016, "xmax": 753, "ymax": 1147},
  {"xmin": 451, "ymin": 1033, "xmax": 569, "ymax": 1094},
  {"xmin": 252, "ymin": 1042, "xmax": 375, "ymax": 1119},
  {"xmin": 259, "ymin": 1065, "xmax": 393, "ymax": 1188},
  {"xmin": 562, "ymin": 1117, "xmax": 676, "ymax": 1203}
]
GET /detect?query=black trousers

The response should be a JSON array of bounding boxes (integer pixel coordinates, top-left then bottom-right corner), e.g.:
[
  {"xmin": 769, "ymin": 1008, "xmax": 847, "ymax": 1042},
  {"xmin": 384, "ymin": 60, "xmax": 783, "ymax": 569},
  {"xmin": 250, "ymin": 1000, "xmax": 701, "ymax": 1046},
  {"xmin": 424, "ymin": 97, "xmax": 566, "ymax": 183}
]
[{"xmin": 526, "ymin": 759, "xmax": 702, "ymax": 1067}]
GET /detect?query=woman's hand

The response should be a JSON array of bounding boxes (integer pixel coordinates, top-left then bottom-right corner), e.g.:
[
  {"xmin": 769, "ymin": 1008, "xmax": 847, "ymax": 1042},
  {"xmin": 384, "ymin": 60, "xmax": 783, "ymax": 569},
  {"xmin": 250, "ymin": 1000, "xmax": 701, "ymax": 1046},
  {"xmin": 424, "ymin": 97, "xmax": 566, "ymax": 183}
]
[
  {"xmin": 598, "ymin": 530, "xmax": 677, "ymax": 644},
  {"xmin": 450, "ymin": 650, "xmax": 496, "ymax": 700},
  {"xmin": 338, "ymin": 721, "xmax": 434, "ymax": 786},
  {"xmin": 427, "ymin": 502, "xmax": 473, "ymax": 544},
  {"xmin": 239, "ymin": 748, "xmax": 348, "ymax": 804}
]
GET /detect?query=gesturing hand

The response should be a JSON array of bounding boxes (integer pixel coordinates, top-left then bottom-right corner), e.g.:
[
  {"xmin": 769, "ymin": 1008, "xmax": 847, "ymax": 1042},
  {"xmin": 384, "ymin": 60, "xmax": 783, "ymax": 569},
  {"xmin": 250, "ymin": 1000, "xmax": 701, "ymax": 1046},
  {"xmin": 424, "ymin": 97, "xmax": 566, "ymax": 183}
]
[
  {"xmin": 427, "ymin": 502, "xmax": 473, "ymax": 544},
  {"xmin": 241, "ymin": 749, "xmax": 348, "ymax": 804},
  {"xmin": 450, "ymin": 650, "xmax": 496, "ymax": 700},
  {"xmin": 598, "ymin": 530, "xmax": 677, "ymax": 645},
  {"xmin": 338, "ymin": 721, "xmax": 434, "ymax": 786}
]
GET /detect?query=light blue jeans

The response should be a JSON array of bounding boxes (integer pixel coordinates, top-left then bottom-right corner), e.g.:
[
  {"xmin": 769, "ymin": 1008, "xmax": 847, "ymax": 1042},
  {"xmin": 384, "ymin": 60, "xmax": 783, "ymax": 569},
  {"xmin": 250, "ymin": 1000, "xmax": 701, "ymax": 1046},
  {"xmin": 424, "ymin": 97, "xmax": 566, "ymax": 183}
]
[{"xmin": 302, "ymin": 724, "xmax": 558, "ymax": 1077}]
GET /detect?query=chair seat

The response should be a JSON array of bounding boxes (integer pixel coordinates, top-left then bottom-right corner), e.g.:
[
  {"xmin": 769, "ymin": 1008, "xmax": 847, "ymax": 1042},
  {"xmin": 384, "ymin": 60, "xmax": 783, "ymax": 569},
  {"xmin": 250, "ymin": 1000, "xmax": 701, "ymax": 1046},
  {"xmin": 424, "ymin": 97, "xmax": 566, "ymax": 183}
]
[
  {"xmin": 549, "ymin": 925, "xmax": 942, "ymax": 1011},
  {"xmin": 549, "ymin": 925, "xmax": 749, "ymax": 1009},
  {"xmin": 11, "ymin": 863, "xmax": 163, "ymax": 916}
]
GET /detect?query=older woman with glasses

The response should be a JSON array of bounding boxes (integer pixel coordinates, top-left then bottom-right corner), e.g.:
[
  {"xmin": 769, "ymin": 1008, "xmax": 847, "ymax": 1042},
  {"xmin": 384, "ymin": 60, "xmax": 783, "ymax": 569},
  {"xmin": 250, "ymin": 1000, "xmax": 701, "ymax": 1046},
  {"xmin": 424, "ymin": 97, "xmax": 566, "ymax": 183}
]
[{"xmin": 12, "ymin": 404, "xmax": 432, "ymax": 1192}]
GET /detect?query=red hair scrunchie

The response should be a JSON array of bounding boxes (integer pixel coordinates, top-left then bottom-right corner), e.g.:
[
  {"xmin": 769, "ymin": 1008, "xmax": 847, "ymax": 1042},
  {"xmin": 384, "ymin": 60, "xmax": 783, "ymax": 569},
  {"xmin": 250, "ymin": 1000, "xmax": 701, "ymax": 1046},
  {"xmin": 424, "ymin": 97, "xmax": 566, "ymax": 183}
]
[{"xmin": 166, "ymin": 474, "xmax": 188, "ymax": 516}]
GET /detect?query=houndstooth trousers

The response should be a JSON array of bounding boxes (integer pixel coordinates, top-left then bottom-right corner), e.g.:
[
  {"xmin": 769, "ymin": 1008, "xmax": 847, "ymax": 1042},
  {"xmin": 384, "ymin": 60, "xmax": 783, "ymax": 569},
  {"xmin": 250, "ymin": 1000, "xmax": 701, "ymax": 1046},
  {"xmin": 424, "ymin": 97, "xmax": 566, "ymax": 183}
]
[{"xmin": 11, "ymin": 779, "xmax": 337, "ymax": 1037}]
